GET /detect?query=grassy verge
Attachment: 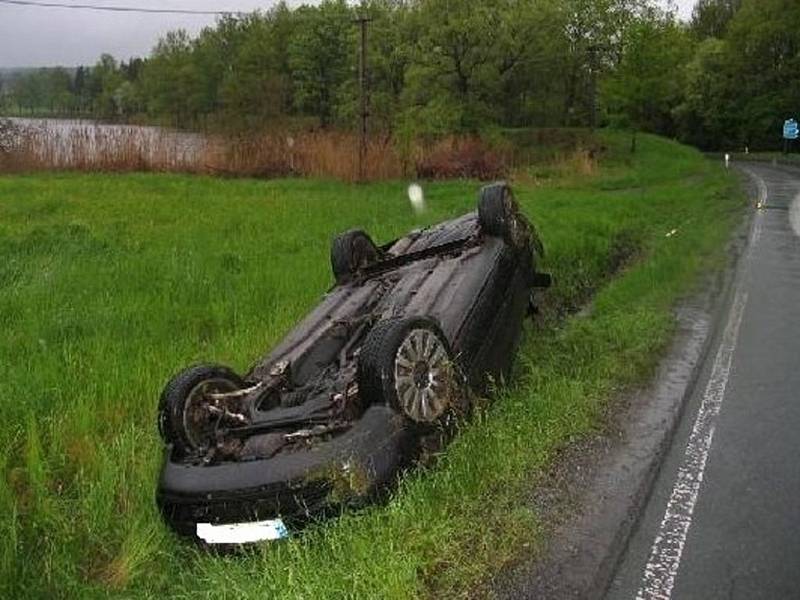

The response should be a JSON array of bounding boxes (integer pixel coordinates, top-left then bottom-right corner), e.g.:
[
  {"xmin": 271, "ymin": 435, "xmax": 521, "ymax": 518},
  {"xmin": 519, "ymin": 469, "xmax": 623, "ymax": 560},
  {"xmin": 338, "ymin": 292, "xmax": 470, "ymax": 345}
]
[{"xmin": 0, "ymin": 131, "xmax": 744, "ymax": 598}]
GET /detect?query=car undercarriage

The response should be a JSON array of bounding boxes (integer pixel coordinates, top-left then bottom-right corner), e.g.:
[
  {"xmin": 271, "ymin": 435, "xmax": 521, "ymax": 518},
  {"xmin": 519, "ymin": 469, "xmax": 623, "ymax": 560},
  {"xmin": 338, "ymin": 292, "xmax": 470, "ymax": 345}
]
[{"xmin": 156, "ymin": 181, "xmax": 550, "ymax": 543}]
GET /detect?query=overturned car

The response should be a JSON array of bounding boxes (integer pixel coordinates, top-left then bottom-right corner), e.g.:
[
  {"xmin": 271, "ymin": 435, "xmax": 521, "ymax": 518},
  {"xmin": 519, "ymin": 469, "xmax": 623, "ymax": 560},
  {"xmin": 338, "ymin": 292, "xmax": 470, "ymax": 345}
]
[{"xmin": 156, "ymin": 182, "xmax": 550, "ymax": 544}]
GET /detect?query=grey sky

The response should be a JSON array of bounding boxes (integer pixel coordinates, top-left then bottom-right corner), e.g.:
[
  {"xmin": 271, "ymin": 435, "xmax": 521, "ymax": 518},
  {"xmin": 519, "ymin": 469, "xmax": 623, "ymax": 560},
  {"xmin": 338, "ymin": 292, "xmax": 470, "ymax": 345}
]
[{"xmin": 0, "ymin": 0, "xmax": 697, "ymax": 68}]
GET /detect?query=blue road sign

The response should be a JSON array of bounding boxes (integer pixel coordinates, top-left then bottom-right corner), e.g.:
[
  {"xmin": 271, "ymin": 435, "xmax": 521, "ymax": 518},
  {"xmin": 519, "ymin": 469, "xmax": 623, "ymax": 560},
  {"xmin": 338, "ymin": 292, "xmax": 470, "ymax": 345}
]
[{"xmin": 784, "ymin": 119, "xmax": 799, "ymax": 140}]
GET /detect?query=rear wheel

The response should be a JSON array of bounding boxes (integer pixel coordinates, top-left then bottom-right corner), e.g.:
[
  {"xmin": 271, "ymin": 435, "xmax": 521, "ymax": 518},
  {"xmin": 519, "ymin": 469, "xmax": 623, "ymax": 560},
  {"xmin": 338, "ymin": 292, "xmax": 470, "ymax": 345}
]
[
  {"xmin": 158, "ymin": 364, "xmax": 244, "ymax": 456},
  {"xmin": 358, "ymin": 317, "xmax": 460, "ymax": 423},
  {"xmin": 331, "ymin": 229, "xmax": 379, "ymax": 283}
]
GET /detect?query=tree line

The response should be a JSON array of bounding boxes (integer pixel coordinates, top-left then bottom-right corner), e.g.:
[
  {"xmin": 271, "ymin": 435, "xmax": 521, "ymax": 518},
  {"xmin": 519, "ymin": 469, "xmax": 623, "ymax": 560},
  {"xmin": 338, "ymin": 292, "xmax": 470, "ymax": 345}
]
[
  {"xmin": 0, "ymin": 58, "xmax": 144, "ymax": 121},
  {"xmin": 0, "ymin": 0, "xmax": 797, "ymax": 151}
]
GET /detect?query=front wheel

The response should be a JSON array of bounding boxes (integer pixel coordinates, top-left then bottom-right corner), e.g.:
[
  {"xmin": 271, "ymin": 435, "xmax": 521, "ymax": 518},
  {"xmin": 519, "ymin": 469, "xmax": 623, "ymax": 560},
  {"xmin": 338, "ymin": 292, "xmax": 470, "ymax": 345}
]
[
  {"xmin": 158, "ymin": 364, "xmax": 244, "ymax": 456},
  {"xmin": 358, "ymin": 317, "xmax": 461, "ymax": 423}
]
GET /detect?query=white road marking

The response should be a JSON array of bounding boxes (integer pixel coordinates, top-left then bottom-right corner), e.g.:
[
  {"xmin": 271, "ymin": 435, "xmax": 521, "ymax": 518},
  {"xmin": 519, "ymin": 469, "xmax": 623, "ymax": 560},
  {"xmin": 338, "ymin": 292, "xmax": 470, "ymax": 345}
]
[
  {"xmin": 635, "ymin": 289, "xmax": 748, "ymax": 600},
  {"xmin": 634, "ymin": 168, "xmax": 769, "ymax": 599},
  {"xmin": 789, "ymin": 193, "xmax": 800, "ymax": 239}
]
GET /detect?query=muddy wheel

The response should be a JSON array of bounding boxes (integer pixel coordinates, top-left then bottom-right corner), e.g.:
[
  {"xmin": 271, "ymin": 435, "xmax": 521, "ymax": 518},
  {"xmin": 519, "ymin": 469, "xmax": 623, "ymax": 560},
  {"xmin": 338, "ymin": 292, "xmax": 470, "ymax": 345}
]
[
  {"xmin": 478, "ymin": 182, "xmax": 523, "ymax": 242},
  {"xmin": 358, "ymin": 317, "xmax": 459, "ymax": 423},
  {"xmin": 331, "ymin": 229, "xmax": 379, "ymax": 283},
  {"xmin": 158, "ymin": 364, "xmax": 244, "ymax": 455}
]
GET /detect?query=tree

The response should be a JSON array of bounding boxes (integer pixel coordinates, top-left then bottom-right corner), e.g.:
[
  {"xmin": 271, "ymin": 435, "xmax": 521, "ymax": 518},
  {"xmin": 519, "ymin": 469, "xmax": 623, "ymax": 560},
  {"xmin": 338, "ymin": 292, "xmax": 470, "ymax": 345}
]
[
  {"xmin": 674, "ymin": 38, "xmax": 738, "ymax": 149},
  {"xmin": 0, "ymin": 73, "xmax": 5, "ymax": 111},
  {"xmin": 88, "ymin": 53, "xmax": 127, "ymax": 119},
  {"xmin": 690, "ymin": 0, "xmax": 742, "ymax": 40},
  {"xmin": 559, "ymin": 0, "xmax": 648, "ymax": 125},
  {"xmin": 676, "ymin": 0, "xmax": 800, "ymax": 150},
  {"xmin": 218, "ymin": 11, "xmax": 293, "ymax": 130},
  {"xmin": 25, "ymin": 0, "xmax": 781, "ymax": 151},
  {"xmin": 140, "ymin": 31, "xmax": 196, "ymax": 126},
  {"xmin": 604, "ymin": 9, "xmax": 693, "ymax": 150},
  {"xmin": 399, "ymin": 0, "xmax": 551, "ymax": 136},
  {"xmin": 71, "ymin": 66, "xmax": 88, "ymax": 113},
  {"xmin": 9, "ymin": 68, "xmax": 74, "ymax": 116},
  {"xmin": 724, "ymin": 0, "xmax": 800, "ymax": 149},
  {"xmin": 287, "ymin": 1, "xmax": 354, "ymax": 127}
]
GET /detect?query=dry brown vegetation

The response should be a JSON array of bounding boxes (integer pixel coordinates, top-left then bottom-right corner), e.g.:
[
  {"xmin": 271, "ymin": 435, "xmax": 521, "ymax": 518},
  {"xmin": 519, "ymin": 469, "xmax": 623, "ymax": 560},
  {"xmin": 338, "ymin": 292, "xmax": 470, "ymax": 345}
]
[
  {"xmin": 0, "ymin": 120, "xmax": 202, "ymax": 174},
  {"xmin": 0, "ymin": 120, "xmax": 525, "ymax": 182},
  {"xmin": 203, "ymin": 130, "xmax": 408, "ymax": 181},
  {"xmin": 415, "ymin": 136, "xmax": 509, "ymax": 181}
]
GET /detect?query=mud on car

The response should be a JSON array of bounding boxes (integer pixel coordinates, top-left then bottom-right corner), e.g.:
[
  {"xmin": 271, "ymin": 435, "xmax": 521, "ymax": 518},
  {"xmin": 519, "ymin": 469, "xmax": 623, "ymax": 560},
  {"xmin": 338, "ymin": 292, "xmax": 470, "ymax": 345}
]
[{"xmin": 156, "ymin": 182, "xmax": 550, "ymax": 544}]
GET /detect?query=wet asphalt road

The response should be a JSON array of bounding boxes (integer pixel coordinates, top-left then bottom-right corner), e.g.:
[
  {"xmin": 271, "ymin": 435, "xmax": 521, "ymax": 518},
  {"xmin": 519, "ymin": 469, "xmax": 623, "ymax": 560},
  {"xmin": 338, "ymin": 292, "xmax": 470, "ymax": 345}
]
[{"xmin": 606, "ymin": 162, "xmax": 800, "ymax": 600}]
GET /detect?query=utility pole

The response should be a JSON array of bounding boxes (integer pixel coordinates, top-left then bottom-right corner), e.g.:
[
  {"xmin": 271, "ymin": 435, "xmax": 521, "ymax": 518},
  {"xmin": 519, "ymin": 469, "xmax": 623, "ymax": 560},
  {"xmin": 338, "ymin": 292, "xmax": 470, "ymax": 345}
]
[{"xmin": 354, "ymin": 15, "xmax": 371, "ymax": 182}]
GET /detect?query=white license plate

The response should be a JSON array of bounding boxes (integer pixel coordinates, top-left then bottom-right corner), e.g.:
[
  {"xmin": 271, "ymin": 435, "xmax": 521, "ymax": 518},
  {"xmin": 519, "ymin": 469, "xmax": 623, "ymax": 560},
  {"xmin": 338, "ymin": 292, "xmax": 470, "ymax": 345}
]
[{"xmin": 196, "ymin": 518, "xmax": 289, "ymax": 544}]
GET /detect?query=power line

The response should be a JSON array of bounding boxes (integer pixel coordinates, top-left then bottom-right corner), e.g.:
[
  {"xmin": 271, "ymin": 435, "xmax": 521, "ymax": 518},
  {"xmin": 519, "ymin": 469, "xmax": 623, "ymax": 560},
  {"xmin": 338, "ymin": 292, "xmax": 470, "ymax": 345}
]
[{"xmin": 0, "ymin": 0, "xmax": 246, "ymax": 15}]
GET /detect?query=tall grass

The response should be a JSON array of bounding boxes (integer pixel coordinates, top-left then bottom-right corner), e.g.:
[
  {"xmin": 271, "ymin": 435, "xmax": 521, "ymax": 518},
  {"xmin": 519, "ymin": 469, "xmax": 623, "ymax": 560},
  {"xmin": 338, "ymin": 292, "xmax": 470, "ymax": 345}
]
[
  {"xmin": 204, "ymin": 130, "xmax": 408, "ymax": 180},
  {"xmin": 0, "ymin": 119, "xmax": 202, "ymax": 173},
  {"xmin": 0, "ymin": 132, "xmax": 744, "ymax": 598}
]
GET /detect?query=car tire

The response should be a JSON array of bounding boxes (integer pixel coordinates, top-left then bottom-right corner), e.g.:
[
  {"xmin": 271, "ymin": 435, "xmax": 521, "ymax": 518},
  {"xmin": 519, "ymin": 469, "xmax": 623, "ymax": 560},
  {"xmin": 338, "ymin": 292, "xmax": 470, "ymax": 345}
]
[
  {"xmin": 478, "ymin": 181, "xmax": 517, "ymax": 236},
  {"xmin": 158, "ymin": 364, "xmax": 244, "ymax": 456},
  {"xmin": 358, "ymin": 317, "xmax": 459, "ymax": 423},
  {"xmin": 331, "ymin": 229, "xmax": 379, "ymax": 283},
  {"xmin": 478, "ymin": 182, "xmax": 534, "ymax": 252}
]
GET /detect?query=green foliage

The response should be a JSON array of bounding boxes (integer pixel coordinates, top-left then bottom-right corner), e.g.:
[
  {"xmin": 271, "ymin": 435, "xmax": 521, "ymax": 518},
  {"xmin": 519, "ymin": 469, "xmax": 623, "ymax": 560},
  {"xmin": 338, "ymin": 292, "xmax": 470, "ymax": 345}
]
[
  {"xmin": 690, "ymin": 0, "xmax": 742, "ymax": 39},
  {"xmin": 92, "ymin": 54, "xmax": 127, "ymax": 120},
  {"xmin": 218, "ymin": 15, "xmax": 290, "ymax": 130},
  {"xmin": 605, "ymin": 10, "xmax": 693, "ymax": 139},
  {"xmin": 675, "ymin": 0, "xmax": 800, "ymax": 149},
  {"xmin": 2, "ymin": 0, "xmax": 798, "ymax": 150},
  {"xmin": 400, "ymin": 0, "xmax": 512, "ymax": 132},
  {"xmin": 725, "ymin": 0, "xmax": 800, "ymax": 148},
  {"xmin": 674, "ymin": 38, "xmax": 737, "ymax": 148},
  {"xmin": 288, "ymin": 1, "xmax": 354, "ymax": 127},
  {"xmin": 140, "ymin": 31, "xmax": 199, "ymax": 126},
  {"xmin": 5, "ymin": 67, "xmax": 75, "ymax": 116},
  {"xmin": 0, "ymin": 0, "xmax": 653, "ymax": 135}
]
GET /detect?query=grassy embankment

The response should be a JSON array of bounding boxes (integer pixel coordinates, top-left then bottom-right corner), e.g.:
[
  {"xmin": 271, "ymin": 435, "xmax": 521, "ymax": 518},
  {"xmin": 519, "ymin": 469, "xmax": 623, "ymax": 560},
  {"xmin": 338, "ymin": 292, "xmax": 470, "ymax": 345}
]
[{"xmin": 0, "ymin": 131, "xmax": 744, "ymax": 598}]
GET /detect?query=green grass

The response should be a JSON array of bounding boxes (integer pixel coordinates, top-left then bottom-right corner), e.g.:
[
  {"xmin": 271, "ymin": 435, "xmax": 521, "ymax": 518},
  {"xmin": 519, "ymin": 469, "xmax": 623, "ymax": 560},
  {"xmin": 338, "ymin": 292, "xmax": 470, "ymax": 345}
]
[{"xmin": 0, "ymin": 131, "xmax": 744, "ymax": 598}]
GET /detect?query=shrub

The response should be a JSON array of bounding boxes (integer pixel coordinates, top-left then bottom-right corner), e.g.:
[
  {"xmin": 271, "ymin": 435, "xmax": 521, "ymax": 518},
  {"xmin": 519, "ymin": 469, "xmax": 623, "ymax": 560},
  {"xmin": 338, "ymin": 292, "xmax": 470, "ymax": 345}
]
[{"xmin": 415, "ymin": 136, "xmax": 508, "ymax": 180}]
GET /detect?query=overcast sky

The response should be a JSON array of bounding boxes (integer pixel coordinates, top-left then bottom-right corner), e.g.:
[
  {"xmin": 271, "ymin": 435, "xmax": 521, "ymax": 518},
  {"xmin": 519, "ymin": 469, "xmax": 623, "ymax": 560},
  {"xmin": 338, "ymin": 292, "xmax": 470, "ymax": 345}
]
[{"xmin": 0, "ymin": 0, "xmax": 697, "ymax": 68}]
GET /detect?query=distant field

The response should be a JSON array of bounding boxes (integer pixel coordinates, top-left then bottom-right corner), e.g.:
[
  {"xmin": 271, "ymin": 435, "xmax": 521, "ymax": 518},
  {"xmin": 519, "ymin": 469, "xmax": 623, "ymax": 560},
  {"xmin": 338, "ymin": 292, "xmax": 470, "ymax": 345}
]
[{"xmin": 0, "ymin": 132, "xmax": 744, "ymax": 598}]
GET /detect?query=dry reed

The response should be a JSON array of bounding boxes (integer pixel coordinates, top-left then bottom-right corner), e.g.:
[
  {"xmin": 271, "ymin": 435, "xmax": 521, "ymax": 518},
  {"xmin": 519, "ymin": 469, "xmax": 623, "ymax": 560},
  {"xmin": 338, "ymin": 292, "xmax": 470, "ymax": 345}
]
[
  {"xmin": 0, "ymin": 119, "xmax": 571, "ymax": 182},
  {"xmin": 204, "ymin": 130, "xmax": 406, "ymax": 181}
]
